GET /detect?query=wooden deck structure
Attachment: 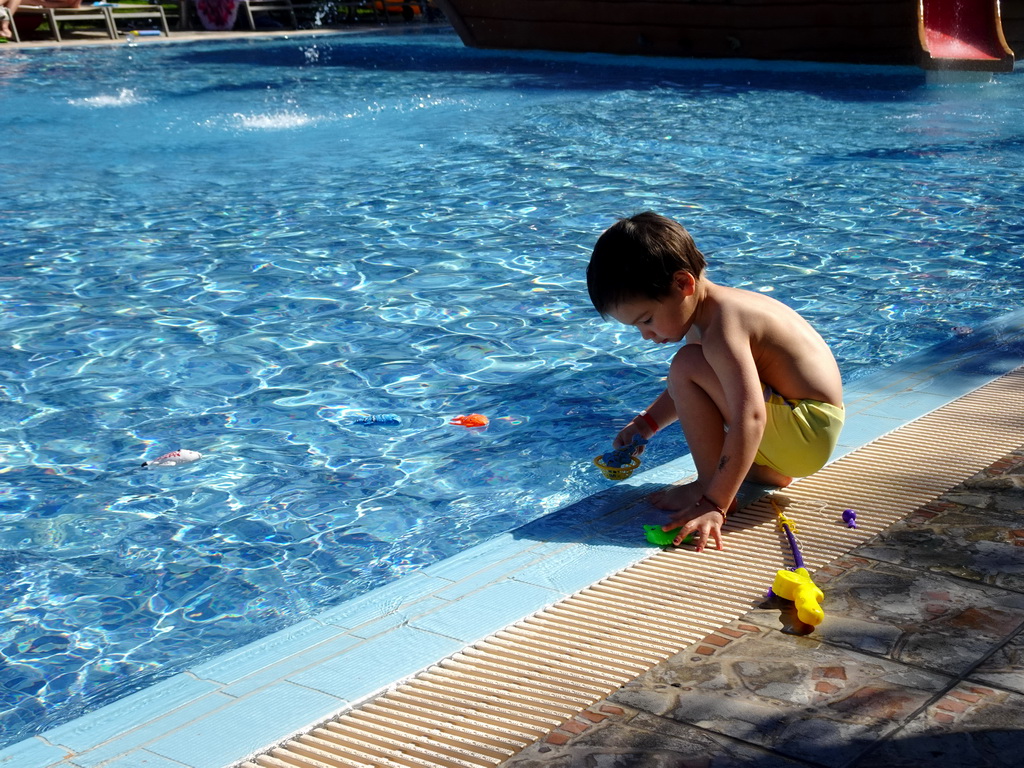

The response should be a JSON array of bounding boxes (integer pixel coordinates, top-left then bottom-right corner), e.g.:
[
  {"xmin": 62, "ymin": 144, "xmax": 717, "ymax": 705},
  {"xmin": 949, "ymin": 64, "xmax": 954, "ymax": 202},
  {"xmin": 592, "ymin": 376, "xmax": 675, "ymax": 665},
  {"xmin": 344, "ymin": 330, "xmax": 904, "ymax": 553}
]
[{"xmin": 434, "ymin": 0, "xmax": 1020, "ymax": 71}]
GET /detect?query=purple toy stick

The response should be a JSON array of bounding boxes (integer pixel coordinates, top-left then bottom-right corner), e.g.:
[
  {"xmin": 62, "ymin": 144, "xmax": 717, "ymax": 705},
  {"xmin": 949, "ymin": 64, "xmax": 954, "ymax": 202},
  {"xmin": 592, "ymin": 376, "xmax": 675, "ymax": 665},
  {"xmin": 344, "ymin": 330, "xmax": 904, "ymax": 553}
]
[{"xmin": 779, "ymin": 516, "xmax": 805, "ymax": 569}]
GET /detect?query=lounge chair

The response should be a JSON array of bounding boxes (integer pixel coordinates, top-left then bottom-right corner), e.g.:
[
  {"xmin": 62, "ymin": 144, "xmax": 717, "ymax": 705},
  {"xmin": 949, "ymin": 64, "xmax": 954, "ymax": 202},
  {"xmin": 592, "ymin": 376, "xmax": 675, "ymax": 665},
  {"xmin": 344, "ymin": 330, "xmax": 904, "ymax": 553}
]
[
  {"xmin": 237, "ymin": 0, "xmax": 296, "ymax": 29},
  {"xmin": 237, "ymin": 0, "xmax": 375, "ymax": 30},
  {"xmin": 15, "ymin": 4, "xmax": 117, "ymax": 42},
  {"xmin": 105, "ymin": 2, "xmax": 170, "ymax": 36}
]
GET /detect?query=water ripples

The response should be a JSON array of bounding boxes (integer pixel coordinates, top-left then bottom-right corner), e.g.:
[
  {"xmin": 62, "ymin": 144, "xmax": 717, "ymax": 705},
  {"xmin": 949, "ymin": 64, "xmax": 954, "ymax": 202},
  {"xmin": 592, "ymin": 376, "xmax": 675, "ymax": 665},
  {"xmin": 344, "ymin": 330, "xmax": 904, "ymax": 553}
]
[{"xmin": 1, "ymin": 30, "xmax": 1023, "ymax": 746}]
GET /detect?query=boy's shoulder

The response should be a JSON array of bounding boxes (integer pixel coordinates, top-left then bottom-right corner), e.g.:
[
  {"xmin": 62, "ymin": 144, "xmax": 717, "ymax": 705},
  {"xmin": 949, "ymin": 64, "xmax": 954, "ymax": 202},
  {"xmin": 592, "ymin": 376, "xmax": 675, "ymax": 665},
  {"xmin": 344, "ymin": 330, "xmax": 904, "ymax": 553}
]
[
  {"xmin": 706, "ymin": 281, "xmax": 791, "ymax": 314},
  {"xmin": 699, "ymin": 282, "xmax": 805, "ymax": 339},
  {"xmin": 702, "ymin": 282, "xmax": 774, "ymax": 320}
]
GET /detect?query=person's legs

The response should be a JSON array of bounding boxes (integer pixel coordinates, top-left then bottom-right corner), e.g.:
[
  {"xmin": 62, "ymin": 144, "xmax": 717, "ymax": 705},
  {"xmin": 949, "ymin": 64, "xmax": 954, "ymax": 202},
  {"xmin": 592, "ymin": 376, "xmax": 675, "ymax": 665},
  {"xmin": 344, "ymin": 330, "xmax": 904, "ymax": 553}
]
[
  {"xmin": 650, "ymin": 344, "xmax": 793, "ymax": 511},
  {"xmin": 650, "ymin": 344, "xmax": 729, "ymax": 510}
]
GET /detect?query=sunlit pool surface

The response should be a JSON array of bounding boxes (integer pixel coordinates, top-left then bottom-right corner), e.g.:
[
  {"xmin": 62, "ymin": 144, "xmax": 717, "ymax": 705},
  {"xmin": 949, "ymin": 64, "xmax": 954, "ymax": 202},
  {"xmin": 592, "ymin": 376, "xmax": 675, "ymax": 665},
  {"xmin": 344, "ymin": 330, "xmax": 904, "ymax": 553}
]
[{"xmin": 0, "ymin": 29, "xmax": 1022, "ymax": 746}]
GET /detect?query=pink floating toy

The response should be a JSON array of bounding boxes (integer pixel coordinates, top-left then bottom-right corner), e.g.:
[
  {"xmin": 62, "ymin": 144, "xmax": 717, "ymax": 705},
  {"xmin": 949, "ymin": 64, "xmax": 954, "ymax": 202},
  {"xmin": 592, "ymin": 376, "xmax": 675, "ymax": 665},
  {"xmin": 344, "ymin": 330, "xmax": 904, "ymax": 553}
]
[
  {"xmin": 142, "ymin": 449, "xmax": 203, "ymax": 468},
  {"xmin": 450, "ymin": 414, "xmax": 489, "ymax": 428}
]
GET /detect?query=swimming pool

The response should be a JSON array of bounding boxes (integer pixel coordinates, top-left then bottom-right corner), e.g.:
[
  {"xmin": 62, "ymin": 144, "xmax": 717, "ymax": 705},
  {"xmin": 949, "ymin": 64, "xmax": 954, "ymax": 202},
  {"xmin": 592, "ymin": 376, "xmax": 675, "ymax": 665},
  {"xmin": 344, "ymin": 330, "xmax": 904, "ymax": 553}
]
[{"xmin": 0, "ymin": 28, "xmax": 1021, "ymax": 748}]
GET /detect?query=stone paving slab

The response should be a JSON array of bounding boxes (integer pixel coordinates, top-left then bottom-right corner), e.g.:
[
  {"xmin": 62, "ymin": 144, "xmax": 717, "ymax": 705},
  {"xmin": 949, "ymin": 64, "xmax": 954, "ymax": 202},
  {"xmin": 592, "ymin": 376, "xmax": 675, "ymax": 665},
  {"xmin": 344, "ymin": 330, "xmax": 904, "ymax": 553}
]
[
  {"xmin": 505, "ymin": 704, "xmax": 810, "ymax": 768},
  {"xmin": 503, "ymin": 447, "xmax": 1024, "ymax": 768},
  {"xmin": 970, "ymin": 631, "xmax": 1024, "ymax": 696},
  {"xmin": 854, "ymin": 453, "xmax": 1024, "ymax": 592},
  {"xmin": 864, "ymin": 682, "xmax": 1024, "ymax": 768},
  {"xmin": 610, "ymin": 624, "xmax": 952, "ymax": 768},
  {"xmin": 768, "ymin": 559, "xmax": 1024, "ymax": 677}
]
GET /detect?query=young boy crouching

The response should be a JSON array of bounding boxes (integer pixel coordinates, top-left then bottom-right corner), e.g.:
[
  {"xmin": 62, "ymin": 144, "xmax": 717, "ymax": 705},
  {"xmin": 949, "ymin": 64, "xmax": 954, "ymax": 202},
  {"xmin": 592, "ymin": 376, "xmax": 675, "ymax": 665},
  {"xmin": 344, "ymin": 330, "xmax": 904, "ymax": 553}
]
[{"xmin": 588, "ymin": 212, "xmax": 845, "ymax": 552}]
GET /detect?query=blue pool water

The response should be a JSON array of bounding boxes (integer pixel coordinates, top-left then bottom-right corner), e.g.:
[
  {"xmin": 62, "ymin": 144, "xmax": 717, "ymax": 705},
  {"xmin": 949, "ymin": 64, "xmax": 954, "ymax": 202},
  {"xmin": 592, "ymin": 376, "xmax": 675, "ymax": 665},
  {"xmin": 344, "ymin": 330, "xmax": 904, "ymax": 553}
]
[{"xmin": 1, "ymin": 28, "xmax": 1022, "ymax": 746}]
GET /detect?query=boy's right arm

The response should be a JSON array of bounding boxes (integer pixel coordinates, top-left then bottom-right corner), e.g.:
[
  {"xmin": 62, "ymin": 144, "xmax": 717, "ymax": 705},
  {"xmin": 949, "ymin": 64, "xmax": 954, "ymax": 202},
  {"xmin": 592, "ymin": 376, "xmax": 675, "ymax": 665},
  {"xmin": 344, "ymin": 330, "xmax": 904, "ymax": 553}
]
[{"xmin": 613, "ymin": 389, "xmax": 677, "ymax": 448}]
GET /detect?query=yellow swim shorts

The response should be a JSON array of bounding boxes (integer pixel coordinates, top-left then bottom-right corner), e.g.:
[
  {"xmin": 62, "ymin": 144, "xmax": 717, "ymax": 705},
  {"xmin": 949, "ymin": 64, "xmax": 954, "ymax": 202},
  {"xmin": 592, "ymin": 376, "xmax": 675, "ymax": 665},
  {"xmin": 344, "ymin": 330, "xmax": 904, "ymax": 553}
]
[{"xmin": 754, "ymin": 386, "xmax": 845, "ymax": 478}]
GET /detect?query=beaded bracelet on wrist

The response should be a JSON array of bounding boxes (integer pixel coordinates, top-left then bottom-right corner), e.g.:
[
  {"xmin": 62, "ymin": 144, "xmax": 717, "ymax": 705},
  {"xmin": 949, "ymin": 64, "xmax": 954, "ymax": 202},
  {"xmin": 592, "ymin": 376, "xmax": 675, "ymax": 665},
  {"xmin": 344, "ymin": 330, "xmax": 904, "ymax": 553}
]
[{"xmin": 697, "ymin": 494, "xmax": 727, "ymax": 520}]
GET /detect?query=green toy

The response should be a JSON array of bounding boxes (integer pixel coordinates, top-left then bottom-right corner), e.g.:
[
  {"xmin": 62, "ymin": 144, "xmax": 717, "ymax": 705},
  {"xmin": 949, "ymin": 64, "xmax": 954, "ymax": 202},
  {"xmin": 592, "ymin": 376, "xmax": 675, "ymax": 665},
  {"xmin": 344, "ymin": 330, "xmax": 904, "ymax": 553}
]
[{"xmin": 643, "ymin": 524, "xmax": 695, "ymax": 547}]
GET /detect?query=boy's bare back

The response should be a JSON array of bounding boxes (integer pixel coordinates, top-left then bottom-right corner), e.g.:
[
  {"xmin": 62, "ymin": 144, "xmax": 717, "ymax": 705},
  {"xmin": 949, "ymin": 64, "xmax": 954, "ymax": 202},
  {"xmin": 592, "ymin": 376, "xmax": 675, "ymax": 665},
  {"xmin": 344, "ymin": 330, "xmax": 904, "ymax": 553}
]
[{"xmin": 695, "ymin": 282, "xmax": 843, "ymax": 408}]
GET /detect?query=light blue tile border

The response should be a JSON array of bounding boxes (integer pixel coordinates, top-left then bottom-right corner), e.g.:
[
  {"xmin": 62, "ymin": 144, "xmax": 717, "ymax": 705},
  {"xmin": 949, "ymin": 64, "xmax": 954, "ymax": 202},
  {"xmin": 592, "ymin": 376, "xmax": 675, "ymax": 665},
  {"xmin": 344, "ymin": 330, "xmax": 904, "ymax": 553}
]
[
  {"xmin": 2, "ymin": 309, "xmax": 1022, "ymax": 768},
  {"xmin": 0, "ymin": 738, "xmax": 68, "ymax": 768}
]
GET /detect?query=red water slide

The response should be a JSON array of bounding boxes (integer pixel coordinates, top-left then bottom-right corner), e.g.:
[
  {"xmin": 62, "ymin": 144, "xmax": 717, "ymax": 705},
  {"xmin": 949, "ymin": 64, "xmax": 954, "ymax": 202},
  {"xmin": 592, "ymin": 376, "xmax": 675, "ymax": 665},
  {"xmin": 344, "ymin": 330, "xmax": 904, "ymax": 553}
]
[{"xmin": 919, "ymin": 0, "xmax": 1015, "ymax": 70}]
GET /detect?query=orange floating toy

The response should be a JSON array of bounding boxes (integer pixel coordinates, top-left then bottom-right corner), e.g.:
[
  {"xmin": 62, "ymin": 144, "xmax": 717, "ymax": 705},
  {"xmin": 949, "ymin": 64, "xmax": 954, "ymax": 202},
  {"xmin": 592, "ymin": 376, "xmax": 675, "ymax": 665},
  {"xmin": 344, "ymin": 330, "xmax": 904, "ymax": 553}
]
[{"xmin": 450, "ymin": 413, "xmax": 489, "ymax": 427}]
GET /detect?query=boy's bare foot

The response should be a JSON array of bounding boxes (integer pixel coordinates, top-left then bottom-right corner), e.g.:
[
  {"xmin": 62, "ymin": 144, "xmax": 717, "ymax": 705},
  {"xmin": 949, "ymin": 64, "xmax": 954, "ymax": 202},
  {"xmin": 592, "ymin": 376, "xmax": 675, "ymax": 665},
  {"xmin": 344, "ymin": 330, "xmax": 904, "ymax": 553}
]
[
  {"xmin": 650, "ymin": 481, "xmax": 741, "ymax": 517},
  {"xmin": 649, "ymin": 481, "xmax": 703, "ymax": 511},
  {"xmin": 746, "ymin": 462, "xmax": 794, "ymax": 488}
]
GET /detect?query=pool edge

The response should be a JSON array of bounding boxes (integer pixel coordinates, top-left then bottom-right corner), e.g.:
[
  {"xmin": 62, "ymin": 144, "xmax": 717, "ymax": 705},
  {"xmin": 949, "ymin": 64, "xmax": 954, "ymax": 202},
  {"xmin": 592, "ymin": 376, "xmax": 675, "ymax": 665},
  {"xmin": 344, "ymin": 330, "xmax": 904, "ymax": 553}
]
[{"xmin": 2, "ymin": 307, "xmax": 1022, "ymax": 768}]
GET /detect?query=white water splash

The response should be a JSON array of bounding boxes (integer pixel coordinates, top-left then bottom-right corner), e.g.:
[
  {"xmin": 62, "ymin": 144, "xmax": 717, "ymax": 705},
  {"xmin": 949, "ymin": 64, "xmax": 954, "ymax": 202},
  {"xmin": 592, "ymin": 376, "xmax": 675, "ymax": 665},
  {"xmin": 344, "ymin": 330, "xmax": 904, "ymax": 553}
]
[
  {"xmin": 68, "ymin": 88, "xmax": 145, "ymax": 108},
  {"xmin": 232, "ymin": 111, "xmax": 319, "ymax": 130}
]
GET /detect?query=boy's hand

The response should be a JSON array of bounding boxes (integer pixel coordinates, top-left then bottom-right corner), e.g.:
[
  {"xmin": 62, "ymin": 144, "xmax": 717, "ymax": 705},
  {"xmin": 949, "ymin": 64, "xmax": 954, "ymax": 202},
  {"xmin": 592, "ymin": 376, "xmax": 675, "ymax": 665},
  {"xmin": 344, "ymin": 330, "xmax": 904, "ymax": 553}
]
[
  {"xmin": 613, "ymin": 422, "xmax": 647, "ymax": 453},
  {"xmin": 615, "ymin": 409, "xmax": 661, "ymax": 451},
  {"xmin": 663, "ymin": 497, "xmax": 726, "ymax": 552}
]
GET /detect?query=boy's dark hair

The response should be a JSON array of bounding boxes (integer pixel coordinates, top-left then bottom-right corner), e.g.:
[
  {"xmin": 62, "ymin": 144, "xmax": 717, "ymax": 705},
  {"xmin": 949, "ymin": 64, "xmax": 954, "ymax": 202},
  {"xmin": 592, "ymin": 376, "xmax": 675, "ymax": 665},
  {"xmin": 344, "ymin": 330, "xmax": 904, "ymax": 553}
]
[{"xmin": 587, "ymin": 211, "xmax": 706, "ymax": 317}]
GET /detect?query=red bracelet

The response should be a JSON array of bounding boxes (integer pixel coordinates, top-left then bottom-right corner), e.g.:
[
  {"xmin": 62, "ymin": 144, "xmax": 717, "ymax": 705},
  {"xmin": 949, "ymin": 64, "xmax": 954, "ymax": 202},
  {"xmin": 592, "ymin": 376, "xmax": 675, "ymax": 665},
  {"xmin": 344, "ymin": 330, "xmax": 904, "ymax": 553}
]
[
  {"xmin": 637, "ymin": 411, "xmax": 659, "ymax": 434},
  {"xmin": 698, "ymin": 495, "xmax": 727, "ymax": 520}
]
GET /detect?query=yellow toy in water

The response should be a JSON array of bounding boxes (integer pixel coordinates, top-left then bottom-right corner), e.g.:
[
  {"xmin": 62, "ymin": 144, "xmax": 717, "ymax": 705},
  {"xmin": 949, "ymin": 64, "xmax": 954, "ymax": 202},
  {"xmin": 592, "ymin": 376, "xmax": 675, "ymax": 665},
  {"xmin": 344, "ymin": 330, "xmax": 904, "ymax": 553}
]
[{"xmin": 770, "ymin": 497, "xmax": 826, "ymax": 627}]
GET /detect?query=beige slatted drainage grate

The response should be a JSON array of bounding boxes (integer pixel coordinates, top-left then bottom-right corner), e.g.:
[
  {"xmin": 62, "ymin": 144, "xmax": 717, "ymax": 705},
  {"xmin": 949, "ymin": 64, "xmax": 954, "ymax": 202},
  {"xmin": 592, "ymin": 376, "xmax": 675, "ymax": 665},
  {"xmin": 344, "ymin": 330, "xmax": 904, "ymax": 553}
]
[{"xmin": 241, "ymin": 367, "xmax": 1024, "ymax": 768}]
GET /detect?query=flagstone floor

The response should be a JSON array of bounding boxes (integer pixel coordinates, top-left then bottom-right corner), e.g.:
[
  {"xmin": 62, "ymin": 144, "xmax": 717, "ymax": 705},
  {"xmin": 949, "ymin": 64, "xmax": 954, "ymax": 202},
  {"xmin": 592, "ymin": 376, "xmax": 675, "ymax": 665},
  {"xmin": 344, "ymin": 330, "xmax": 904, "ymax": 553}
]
[{"xmin": 503, "ymin": 448, "xmax": 1024, "ymax": 768}]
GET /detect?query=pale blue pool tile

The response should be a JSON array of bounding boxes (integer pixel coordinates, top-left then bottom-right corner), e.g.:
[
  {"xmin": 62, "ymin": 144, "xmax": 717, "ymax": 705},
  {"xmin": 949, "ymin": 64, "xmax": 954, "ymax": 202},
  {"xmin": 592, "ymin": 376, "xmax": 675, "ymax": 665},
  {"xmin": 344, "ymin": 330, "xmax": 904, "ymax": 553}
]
[
  {"xmin": 147, "ymin": 683, "xmax": 343, "ymax": 768},
  {"xmin": 511, "ymin": 492, "xmax": 653, "ymax": 553},
  {"xmin": 843, "ymin": 391, "xmax": 905, "ymax": 418},
  {"xmin": 844, "ymin": 368, "xmax": 947, "ymax": 405},
  {"xmin": 409, "ymin": 579, "xmax": 560, "ymax": 644},
  {"xmin": 347, "ymin": 595, "xmax": 450, "ymax": 639},
  {"xmin": 588, "ymin": 492, "xmax": 658, "ymax": 526},
  {"xmin": 99, "ymin": 751, "xmax": 190, "ymax": 768},
  {"xmin": 0, "ymin": 736, "xmax": 70, "ymax": 768},
  {"xmin": 422, "ymin": 532, "xmax": 540, "ymax": 581},
  {"xmin": 834, "ymin": 414, "xmax": 905, "ymax": 449},
  {"xmin": 868, "ymin": 389, "xmax": 955, "ymax": 420},
  {"xmin": 847, "ymin": 370, "xmax": 950, "ymax": 405},
  {"xmin": 193, "ymin": 618, "xmax": 348, "ymax": 685},
  {"xmin": 43, "ymin": 674, "xmax": 221, "ymax": 753},
  {"xmin": 843, "ymin": 377, "xmax": 899, "ymax": 401},
  {"xmin": 635, "ymin": 455, "xmax": 697, "ymax": 486},
  {"xmin": 843, "ymin": 323, "xmax": 1023, "ymax": 412},
  {"xmin": 289, "ymin": 626, "xmax": 462, "ymax": 702},
  {"xmin": 72, "ymin": 693, "xmax": 230, "ymax": 768},
  {"xmin": 955, "ymin": 350, "xmax": 1024, "ymax": 377},
  {"xmin": 586, "ymin": 518, "xmax": 652, "ymax": 551},
  {"xmin": 220, "ymin": 629, "xmax": 360, "ymax": 697},
  {"xmin": 430, "ymin": 549, "xmax": 553, "ymax": 602},
  {"xmin": 315, "ymin": 571, "xmax": 452, "ymax": 629},
  {"xmin": 512, "ymin": 542, "xmax": 642, "ymax": 594},
  {"xmin": 915, "ymin": 369, "xmax": 1011, "ymax": 398},
  {"xmin": 519, "ymin": 490, "xmax": 635, "ymax": 538},
  {"xmin": 567, "ymin": 485, "xmax": 649, "ymax": 520}
]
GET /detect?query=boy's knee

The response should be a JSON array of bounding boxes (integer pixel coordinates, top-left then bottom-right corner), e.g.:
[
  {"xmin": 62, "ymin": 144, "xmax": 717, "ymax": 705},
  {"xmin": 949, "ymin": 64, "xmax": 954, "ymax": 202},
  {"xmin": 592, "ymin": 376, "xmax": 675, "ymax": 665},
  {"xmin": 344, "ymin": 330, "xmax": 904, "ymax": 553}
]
[
  {"xmin": 666, "ymin": 344, "xmax": 712, "ymax": 395},
  {"xmin": 668, "ymin": 344, "xmax": 707, "ymax": 379}
]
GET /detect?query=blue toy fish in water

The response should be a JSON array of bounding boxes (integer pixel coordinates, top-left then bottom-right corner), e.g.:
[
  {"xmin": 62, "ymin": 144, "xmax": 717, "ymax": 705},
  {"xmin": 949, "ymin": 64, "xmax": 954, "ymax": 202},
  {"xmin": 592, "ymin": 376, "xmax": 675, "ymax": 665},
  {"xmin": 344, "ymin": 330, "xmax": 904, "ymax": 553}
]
[{"xmin": 353, "ymin": 414, "xmax": 401, "ymax": 426}]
